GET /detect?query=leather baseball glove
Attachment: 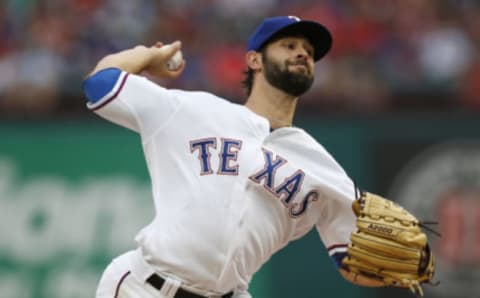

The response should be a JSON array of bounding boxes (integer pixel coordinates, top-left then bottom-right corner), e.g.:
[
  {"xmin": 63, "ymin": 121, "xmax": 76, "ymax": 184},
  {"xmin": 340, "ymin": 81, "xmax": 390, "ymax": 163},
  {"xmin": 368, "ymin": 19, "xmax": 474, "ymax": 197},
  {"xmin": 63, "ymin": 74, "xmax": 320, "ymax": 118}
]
[{"xmin": 342, "ymin": 192, "xmax": 437, "ymax": 297}]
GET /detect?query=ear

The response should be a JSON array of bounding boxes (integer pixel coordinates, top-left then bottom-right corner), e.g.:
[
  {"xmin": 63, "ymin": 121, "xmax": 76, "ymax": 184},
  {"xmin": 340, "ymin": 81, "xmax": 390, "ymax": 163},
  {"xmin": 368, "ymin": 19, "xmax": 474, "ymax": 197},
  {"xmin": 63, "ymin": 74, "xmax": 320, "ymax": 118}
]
[{"xmin": 245, "ymin": 51, "xmax": 262, "ymax": 71}]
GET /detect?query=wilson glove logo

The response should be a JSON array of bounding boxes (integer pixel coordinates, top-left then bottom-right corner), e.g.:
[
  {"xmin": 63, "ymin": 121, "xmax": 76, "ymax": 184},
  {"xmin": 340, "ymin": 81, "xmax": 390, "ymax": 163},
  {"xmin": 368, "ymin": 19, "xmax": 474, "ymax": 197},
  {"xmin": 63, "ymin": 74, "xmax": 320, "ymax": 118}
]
[{"xmin": 367, "ymin": 223, "xmax": 393, "ymax": 235}]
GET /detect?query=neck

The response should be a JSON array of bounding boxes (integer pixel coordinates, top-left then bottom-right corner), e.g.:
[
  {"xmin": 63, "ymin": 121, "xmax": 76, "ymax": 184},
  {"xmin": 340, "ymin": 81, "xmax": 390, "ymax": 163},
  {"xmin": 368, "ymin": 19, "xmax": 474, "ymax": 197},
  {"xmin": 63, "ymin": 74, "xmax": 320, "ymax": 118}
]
[{"xmin": 245, "ymin": 82, "xmax": 298, "ymax": 130}]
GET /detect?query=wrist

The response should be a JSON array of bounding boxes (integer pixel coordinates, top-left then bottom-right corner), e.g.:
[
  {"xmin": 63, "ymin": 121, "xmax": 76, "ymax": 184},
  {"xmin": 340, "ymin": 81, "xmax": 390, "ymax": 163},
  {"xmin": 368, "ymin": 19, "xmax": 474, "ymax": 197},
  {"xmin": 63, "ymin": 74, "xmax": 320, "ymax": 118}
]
[{"xmin": 131, "ymin": 46, "xmax": 156, "ymax": 73}]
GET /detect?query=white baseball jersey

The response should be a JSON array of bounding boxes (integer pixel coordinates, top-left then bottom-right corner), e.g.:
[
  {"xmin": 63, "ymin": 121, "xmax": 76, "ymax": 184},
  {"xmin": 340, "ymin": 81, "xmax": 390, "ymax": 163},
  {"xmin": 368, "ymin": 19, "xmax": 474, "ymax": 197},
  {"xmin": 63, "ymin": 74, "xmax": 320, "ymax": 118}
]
[{"xmin": 83, "ymin": 68, "xmax": 356, "ymax": 295}]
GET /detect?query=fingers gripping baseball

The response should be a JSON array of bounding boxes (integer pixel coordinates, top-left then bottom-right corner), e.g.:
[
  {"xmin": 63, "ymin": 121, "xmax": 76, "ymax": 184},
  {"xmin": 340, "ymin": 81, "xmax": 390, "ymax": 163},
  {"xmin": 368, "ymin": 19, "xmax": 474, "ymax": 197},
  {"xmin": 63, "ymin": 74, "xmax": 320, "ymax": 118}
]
[{"xmin": 145, "ymin": 40, "xmax": 185, "ymax": 78}]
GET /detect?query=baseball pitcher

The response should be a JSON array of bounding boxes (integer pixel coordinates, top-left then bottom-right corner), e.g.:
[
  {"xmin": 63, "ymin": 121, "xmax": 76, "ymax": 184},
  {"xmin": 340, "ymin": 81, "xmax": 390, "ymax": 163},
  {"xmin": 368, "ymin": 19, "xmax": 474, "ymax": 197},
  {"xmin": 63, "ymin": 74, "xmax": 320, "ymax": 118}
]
[{"xmin": 82, "ymin": 16, "xmax": 436, "ymax": 298}]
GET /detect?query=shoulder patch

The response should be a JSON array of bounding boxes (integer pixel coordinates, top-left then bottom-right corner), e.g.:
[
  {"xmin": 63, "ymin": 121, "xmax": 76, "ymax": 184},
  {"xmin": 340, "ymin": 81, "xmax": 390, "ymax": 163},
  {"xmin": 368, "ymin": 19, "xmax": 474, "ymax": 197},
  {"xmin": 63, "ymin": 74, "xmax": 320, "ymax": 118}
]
[{"xmin": 82, "ymin": 68, "xmax": 127, "ymax": 108}]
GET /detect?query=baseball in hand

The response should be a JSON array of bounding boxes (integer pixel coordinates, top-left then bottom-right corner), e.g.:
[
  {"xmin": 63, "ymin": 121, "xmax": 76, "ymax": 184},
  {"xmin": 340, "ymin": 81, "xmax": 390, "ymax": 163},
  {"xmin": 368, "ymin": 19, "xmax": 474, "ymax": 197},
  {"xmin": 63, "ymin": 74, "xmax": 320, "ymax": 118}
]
[{"xmin": 166, "ymin": 50, "xmax": 183, "ymax": 71}]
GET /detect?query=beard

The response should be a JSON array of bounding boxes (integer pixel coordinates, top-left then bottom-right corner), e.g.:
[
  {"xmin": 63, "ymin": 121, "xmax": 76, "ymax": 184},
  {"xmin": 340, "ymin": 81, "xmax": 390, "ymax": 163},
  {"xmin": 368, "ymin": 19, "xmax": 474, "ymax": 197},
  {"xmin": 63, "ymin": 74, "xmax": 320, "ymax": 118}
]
[{"xmin": 263, "ymin": 53, "xmax": 314, "ymax": 97}]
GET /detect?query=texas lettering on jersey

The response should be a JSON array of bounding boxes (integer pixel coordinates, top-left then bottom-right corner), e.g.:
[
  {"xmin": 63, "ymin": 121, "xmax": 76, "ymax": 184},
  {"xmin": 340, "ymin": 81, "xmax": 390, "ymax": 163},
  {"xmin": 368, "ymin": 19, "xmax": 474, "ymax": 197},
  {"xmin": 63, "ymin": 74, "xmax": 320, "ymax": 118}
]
[{"xmin": 189, "ymin": 137, "xmax": 318, "ymax": 217}]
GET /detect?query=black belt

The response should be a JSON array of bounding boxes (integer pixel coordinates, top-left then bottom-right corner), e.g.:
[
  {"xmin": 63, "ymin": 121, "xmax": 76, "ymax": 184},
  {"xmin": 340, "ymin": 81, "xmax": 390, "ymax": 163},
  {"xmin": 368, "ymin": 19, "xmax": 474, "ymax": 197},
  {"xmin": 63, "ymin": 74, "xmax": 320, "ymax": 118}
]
[{"xmin": 146, "ymin": 274, "xmax": 233, "ymax": 298}]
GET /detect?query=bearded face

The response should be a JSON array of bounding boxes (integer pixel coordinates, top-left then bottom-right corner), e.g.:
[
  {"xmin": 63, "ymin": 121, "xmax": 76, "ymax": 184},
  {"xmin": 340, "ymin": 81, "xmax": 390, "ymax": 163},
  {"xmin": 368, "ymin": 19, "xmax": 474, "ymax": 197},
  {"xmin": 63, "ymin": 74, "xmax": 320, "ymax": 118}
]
[{"xmin": 262, "ymin": 50, "xmax": 314, "ymax": 97}]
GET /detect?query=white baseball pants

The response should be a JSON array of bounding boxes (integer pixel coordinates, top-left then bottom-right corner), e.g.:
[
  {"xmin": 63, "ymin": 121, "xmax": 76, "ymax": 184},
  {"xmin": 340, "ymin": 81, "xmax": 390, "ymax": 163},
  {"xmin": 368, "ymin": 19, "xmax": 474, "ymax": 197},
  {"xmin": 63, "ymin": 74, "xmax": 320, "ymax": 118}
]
[{"xmin": 95, "ymin": 249, "xmax": 251, "ymax": 298}]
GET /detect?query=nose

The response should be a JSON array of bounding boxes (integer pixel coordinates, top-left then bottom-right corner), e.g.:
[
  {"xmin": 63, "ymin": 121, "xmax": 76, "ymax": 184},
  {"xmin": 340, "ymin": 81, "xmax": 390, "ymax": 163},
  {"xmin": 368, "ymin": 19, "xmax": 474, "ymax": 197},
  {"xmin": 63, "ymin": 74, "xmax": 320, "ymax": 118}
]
[
  {"xmin": 295, "ymin": 51, "xmax": 309, "ymax": 64},
  {"xmin": 295, "ymin": 48, "xmax": 310, "ymax": 61}
]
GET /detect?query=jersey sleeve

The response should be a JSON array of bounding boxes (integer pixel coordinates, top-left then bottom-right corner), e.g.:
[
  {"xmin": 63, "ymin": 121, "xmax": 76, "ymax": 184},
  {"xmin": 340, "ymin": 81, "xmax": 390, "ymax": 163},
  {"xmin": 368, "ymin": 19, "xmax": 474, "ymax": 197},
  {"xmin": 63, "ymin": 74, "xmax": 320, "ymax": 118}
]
[
  {"xmin": 286, "ymin": 130, "xmax": 356, "ymax": 268},
  {"xmin": 312, "ymin": 155, "xmax": 356, "ymax": 269},
  {"xmin": 82, "ymin": 68, "xmax": 182, "ymax": 138}
]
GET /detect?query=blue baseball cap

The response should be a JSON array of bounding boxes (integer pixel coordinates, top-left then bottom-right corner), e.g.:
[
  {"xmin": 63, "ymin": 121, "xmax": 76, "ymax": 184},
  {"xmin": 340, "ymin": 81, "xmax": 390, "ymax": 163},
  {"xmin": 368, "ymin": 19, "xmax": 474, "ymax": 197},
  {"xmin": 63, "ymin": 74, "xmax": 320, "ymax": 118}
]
[{"xmin": 247, "ymin": 16, "xmax": 332, "ymax": 61}]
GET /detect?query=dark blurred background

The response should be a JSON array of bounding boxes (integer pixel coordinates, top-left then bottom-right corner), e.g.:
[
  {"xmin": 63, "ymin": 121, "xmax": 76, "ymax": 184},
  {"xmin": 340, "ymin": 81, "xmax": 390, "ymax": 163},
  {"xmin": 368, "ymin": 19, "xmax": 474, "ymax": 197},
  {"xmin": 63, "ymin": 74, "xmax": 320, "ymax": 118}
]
[
  {"xmin": 0, "ymin": 1, "xmax": 480, "ymax": 298},
  {"xmin": 0, "ymin": 0, "xmax": 479, "ymax": 118}
]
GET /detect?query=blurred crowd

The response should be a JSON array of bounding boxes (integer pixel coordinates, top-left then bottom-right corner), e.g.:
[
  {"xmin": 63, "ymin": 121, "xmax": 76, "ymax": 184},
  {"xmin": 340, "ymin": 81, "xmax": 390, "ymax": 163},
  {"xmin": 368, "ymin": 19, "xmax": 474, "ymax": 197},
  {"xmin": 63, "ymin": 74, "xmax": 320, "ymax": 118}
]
[{"xmin": 0, "ymin": 0, "xmax": 479, "ymax": 118}]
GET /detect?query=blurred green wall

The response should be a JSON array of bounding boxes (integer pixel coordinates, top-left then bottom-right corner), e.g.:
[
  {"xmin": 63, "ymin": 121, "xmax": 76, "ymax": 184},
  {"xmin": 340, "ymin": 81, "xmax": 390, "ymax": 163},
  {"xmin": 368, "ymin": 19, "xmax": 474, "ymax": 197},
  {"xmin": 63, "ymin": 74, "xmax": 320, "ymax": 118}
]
[{"xmin": 0, "ymin": 113, "xmax": 478, "ymax": 298}]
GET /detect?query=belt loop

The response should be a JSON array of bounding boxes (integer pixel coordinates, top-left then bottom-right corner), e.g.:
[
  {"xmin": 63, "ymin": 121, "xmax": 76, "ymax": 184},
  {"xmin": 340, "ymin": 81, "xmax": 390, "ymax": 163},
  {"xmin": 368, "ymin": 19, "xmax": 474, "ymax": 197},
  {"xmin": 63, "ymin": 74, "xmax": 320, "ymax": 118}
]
[{"xmin": 164, "ymin": 277, "xmax": 181, "ymax": 297}]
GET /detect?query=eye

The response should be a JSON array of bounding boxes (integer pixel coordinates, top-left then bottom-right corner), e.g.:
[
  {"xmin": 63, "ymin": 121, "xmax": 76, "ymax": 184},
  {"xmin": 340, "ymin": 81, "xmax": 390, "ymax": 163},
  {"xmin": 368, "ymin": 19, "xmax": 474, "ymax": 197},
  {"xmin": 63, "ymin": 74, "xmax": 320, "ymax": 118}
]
[
  {"xmin": 304, "ymin": 45, "xmax": 314, "ymax": 57},
  {"xmin": 283, "ymin": 42, "xmax": 295, "ymax": 50}
]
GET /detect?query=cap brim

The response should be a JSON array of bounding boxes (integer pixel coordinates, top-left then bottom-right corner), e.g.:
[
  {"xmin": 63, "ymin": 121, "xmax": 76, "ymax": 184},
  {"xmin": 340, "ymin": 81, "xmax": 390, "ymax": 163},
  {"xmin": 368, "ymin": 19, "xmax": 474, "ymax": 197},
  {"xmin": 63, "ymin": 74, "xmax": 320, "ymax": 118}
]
[{"xmin": 270, "ymin": 21, "xmax": 332, "ymax": 61}]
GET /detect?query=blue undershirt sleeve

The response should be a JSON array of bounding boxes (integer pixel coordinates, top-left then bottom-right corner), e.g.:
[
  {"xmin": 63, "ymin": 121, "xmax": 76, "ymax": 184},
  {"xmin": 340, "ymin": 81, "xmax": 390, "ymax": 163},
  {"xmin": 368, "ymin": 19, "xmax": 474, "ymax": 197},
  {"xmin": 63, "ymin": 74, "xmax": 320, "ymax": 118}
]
[{"xmin": 331, "ymin": 252, "xmax": 348, "ymax": 268}]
